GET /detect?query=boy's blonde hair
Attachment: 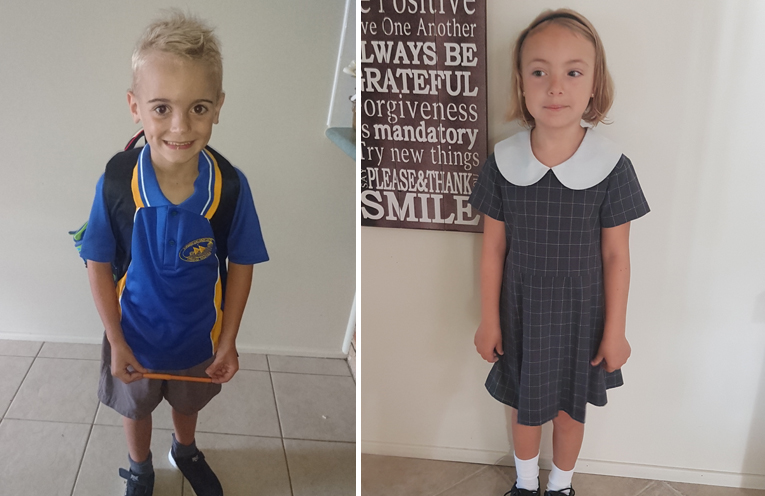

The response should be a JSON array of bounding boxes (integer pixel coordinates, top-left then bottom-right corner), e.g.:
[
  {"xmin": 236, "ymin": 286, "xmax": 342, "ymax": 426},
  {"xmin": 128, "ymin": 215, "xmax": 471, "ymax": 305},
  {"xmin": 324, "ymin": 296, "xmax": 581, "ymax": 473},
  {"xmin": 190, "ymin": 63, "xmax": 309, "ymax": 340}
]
[
  {"xmin": 508, "ymin": 9, "xmax": 613, "ymax": 128},
  {"xmin": 131, "ymin": 9, "xmax": 223, "ymax": 95}
]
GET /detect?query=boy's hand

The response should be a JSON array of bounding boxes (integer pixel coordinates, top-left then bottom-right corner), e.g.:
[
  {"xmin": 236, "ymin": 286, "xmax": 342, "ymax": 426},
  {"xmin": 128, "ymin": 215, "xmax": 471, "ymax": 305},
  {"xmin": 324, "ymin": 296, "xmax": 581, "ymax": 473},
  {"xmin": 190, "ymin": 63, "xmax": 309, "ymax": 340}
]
[
  {"xmin": 591, "ymin": 332, "xmax": 631, "ymax": 373},
  {"xmin": 475, "ymin": 321, "xmax": 503, "ymax": 363},
  {"xmin": 206, "ymin": 345, "xmax": 239, "ymax": 384},
  {"xmin": 110, "ymin": 341, "xmax": 147, "ymax": 384}
]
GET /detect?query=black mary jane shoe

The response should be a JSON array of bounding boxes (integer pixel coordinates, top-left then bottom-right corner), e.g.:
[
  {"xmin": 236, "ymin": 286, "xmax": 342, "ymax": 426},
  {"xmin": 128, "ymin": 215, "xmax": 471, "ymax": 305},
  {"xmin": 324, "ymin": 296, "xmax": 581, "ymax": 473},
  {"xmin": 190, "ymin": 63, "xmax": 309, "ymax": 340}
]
[
  {"xmin": 544, "ymin": 487, "xmax": 575, "ymax": 496},
  {"xmin": 504, "ymin": 482, "xmax": 540, "ymax": 496}
]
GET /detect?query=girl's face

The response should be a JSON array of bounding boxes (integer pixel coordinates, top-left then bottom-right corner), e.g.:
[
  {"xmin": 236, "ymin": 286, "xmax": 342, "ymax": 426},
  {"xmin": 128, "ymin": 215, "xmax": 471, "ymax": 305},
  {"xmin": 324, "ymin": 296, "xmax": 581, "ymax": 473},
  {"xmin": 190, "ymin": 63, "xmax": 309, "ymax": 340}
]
[{"xmin": 520, "ymin": 23, "xmax": 596, "ymax": 132}]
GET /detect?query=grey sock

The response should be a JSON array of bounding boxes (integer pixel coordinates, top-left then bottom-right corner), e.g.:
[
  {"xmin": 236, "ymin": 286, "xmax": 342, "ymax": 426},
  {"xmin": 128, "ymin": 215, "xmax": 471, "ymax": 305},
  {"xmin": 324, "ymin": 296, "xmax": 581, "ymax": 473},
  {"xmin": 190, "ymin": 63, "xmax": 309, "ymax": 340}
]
[
  {"xmin": 128, "ymin": 451, "xmax": 153, "ymax": 475},
  {"xmin": 172, "ymin": 433, "xmax": 197, "ymax": 459}
]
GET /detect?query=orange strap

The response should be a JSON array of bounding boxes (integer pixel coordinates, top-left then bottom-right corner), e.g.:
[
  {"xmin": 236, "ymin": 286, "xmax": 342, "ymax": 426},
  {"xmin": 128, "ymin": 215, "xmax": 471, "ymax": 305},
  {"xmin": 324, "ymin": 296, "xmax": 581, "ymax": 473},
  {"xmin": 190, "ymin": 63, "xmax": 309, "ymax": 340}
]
[{"xmin": 143, "ymin": 373, "xmax": 213, "ymax": 383}]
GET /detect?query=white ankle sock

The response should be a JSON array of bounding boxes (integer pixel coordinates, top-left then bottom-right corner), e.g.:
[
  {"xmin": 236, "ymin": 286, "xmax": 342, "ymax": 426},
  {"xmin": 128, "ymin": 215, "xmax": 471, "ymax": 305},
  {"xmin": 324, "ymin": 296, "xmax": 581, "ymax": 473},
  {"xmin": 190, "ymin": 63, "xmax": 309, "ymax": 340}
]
[
  {"xmin": 546, "ymin": 461, "xmax": 574, "ymax": 492},
  {"xmin": 513, "ymin": 452, "xmax": 539, "ymax": 490}
]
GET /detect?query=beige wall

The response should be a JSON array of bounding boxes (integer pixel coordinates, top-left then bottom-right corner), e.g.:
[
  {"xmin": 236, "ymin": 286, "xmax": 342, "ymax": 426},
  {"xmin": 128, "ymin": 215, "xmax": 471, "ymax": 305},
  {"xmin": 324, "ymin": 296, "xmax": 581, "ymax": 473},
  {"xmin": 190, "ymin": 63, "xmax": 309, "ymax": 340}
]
[
  {"xmin": 361, "ymin": 0, "xmax": 765, "ymax": 488},
  {"xmin": 0, "ymin": 1, "xmax": 355, "ymax": 357}
]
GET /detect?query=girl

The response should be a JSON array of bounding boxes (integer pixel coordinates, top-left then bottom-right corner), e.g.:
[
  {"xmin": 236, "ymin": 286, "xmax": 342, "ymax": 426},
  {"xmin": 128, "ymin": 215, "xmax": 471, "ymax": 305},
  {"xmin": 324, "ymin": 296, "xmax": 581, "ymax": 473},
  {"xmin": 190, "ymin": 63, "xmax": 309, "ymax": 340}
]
[{"xmin": 468, "ymin": 9, "xmax": 649, "ymax": 496}]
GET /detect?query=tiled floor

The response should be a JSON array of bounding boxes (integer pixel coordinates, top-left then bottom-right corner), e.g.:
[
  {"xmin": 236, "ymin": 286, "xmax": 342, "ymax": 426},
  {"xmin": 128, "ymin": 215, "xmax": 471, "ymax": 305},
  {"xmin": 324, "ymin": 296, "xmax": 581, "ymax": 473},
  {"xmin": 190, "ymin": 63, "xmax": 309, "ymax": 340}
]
[
  {"xmin": 0, "ymin": 340, "xmax": 355, "ymax": 496},
  {"xmin": 361, "ymin": 454, "xmax": 765, "ymax": 496}
]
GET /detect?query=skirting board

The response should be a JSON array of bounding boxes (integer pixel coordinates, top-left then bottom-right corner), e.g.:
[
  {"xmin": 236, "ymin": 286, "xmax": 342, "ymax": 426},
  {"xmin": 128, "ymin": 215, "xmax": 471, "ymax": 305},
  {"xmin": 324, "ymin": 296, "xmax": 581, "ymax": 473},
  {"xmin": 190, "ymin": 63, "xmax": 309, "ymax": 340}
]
[{"xmin": 361, "ymin": 441, "xmax": 765, "ymax": 490}]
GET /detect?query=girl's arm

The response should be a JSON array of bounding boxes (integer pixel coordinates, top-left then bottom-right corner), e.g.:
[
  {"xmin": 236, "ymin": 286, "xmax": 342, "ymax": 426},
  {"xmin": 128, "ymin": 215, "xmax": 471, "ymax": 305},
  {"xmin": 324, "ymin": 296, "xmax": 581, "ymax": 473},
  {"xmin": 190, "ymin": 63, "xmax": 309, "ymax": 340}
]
[
  {"xmin": 205, "ymin": 261, "xmax": 254, "ymax": 384},
  {"xmin": 87, "ymin": 261, "xmax": 147, "ymax": 383},
  {"xmin": 475, "ymin": 216, "xmax": 506, "ymax": 363},
  {"xmin": 593, "ymin": 222, "xmax": 632, "ymax": 372}
]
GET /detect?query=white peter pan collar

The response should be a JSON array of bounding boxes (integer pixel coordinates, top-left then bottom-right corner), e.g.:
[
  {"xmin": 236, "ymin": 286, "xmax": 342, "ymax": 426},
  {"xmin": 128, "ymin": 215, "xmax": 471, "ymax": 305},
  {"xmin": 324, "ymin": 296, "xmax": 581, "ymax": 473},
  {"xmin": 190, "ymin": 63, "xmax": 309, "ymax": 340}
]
[{"xmin": 494, "ymin": 128, "xmax": 623, "ymax": 190}]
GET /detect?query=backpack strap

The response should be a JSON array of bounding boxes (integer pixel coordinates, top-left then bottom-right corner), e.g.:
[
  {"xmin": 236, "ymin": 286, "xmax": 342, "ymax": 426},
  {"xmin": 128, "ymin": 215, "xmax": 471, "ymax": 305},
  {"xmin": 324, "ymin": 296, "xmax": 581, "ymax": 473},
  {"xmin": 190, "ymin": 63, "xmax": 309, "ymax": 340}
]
[
  {"xmin": 102, "ymin": 147, "xmax": 141, "ymax": 282},
  {"xmin": 124, "ymin": 129, "xmax": 146, "ymax": 151},
  {"xmin": 203, "ymin": 146, "xmax": 240, "ymax": 299}
]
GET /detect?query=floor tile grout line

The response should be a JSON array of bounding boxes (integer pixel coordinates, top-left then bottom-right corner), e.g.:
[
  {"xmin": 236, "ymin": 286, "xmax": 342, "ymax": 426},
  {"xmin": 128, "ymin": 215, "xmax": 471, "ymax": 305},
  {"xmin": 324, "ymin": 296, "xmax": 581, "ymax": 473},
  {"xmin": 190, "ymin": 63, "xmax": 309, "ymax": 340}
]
[
  {"xmin": 267, "ymin": 369, "xmax": 284, "ymax": 440},
  {"xmin": 32, "ymin": 356, "xmax": 101, "ymax": 362},
  {"xmin": 69, "ymin": 421, "xmax": 96, "ymax": 496},
  {"xmin": 267, "ymin": 366, "xmax": 295, "ymax": 496},
  {"xmin": 431, "ymin": 465, "xmax": 492, "ymax": 496},
  {"xmin": 265, "ymin": 354, "xmax": 349, "ymax": 361},
  {"xmin": 281, "ymin": 436, "xmax": 355, "ymax": 444},
  {"xmin": 346, "ymin": 359, "xmax": 356, "ymax": 385},
  {"xmin": 2, "ymin": 417, "xmax": 102, "ymax": 427},
  {"xmin": 492, "ymin": 464, "xmax": 515, "ymax": 486},
  {"xmin": 8, "ymin": 390, "xmax": 353, "ymax": 439},
  {"xmin": 633, "ymin": 480, "xmax": 658, "ymax": 496},
  {"xmin": 281, "ymin": 437, "xmax": 296, "ymax": 496},
  {"xmin": 268, "ymin": 370, "xmax": 353, "ymax": 378},
  {"xmin": 87, "ymin": 423, "xmax": 354, "ymax": 444},
  {"xmin": 1, "ymin": 353, "xmax": 37, "ymax": 420},
  {"xmin": 662, "ymin": 481, "xmax": 686, "ymax": 496},
  {"xmin": 2, "ymin": 352, "xmax": 350, "ymax": 373}
]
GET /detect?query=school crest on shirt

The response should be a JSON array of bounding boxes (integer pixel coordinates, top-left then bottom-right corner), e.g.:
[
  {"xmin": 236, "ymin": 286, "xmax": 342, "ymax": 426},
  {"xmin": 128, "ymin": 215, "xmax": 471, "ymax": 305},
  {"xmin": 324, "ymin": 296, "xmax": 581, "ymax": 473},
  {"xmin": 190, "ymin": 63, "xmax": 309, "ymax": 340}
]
[{"xmin": 180, "ymin": 238, "xmax": 215, "ymax": 262}]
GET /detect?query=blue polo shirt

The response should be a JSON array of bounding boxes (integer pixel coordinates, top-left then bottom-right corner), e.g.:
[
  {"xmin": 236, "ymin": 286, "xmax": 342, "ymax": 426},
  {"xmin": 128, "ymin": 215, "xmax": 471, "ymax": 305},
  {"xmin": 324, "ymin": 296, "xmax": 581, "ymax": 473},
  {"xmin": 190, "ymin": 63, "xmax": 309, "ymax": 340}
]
[{"xmin": 81, "ymin": 145, "xmax": 268, "ymax": 370}]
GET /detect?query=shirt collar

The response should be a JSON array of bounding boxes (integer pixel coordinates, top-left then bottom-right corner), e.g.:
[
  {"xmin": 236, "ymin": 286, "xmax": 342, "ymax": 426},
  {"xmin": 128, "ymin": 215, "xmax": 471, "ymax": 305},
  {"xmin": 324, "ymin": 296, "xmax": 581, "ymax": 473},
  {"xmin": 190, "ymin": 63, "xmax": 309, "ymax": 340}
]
[
  {"xmin": 494, "ymin": 127, "xmax": 623, "ymax": 190},
  {"xmin": 136, "ymin": 145, "xmax": 216, "ymax": 214}
]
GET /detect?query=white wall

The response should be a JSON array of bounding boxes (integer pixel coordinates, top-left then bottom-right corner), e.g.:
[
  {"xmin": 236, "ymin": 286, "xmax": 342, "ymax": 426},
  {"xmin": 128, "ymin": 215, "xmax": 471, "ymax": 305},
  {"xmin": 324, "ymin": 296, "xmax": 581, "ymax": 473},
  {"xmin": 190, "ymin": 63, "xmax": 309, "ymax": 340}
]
[
  {"xmin": 328, "ymin": 0, "xmax": 357, "ymax": 128},
  {"xmin": 361, "ymin": 0, "xmax": 765, "ymax": 488},
  {"xmin": 0, "ymin": 1, "xmax": 355, "ymax": 358}
]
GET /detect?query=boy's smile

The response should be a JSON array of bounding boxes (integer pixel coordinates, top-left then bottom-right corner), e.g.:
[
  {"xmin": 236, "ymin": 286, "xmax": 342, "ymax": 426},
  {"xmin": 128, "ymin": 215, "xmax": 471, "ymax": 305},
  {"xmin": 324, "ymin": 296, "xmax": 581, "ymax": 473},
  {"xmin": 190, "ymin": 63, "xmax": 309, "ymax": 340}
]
[{"xmin": 127, "ymin": 51, "xmax": 224, "ymax": 173}]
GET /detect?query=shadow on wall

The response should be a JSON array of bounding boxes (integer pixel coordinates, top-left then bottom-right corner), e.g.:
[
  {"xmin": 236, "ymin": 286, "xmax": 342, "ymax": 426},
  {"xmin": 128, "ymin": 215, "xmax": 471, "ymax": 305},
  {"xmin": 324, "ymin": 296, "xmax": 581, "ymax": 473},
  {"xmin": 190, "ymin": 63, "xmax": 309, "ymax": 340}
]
[{"xmin": 742, "ymin": 291, "xmax": 765, "ymax": 485}]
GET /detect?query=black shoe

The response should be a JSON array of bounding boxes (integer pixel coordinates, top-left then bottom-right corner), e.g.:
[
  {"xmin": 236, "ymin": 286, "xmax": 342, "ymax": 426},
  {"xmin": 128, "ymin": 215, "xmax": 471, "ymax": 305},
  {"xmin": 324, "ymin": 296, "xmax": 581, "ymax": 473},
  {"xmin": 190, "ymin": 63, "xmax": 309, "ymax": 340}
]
[
  {"xmin": 544, "ymin": 488, "xmax": 575, "ymax": 496},
  {"xmin": 118, "ymin": 468, "xmax": 154, "ymax": 496},
  {"xmin": 168, "ymin": 448, "xmax": 223, "ymax": 496},
  {"xmin": 504, "ymin": 482, "xmax": 540, "ymax": 496}
]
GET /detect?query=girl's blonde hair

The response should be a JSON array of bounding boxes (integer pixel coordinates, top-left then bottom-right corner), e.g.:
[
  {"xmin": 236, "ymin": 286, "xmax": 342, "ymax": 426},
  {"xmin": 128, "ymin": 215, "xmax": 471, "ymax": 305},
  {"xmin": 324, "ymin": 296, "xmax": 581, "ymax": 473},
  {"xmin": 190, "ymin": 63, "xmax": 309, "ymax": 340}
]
[
  {"xmin": 131, "ymin": 9, "xmax": 223, "ymax": 95},
  {"xmin": 508, "ymin": 9, "xmax": 613, "ymax": 127}
]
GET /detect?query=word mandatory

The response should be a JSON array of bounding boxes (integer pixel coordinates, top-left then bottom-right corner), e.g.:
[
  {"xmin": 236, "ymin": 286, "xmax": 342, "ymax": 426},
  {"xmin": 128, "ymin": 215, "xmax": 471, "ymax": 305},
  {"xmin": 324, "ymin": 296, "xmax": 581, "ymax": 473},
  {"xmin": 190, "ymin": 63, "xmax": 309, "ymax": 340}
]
[{"xmin": 363, "ymin": 121, "xmax": 479, "ymax": 150}]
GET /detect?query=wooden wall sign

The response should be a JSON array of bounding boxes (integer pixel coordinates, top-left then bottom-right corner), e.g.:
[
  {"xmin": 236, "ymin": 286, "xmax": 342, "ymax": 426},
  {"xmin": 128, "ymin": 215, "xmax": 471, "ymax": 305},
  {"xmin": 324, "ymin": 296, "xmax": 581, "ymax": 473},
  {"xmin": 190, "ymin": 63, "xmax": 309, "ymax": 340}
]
[{"xmin": 360, "ymin": 0, "xmax": 488, "ymax": 232}]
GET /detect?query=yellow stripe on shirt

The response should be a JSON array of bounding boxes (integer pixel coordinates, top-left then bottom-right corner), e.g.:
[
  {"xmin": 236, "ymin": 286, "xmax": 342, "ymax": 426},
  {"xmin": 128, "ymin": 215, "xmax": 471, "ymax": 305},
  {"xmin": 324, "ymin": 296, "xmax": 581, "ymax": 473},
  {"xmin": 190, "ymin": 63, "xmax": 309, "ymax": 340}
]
[
  {"xmin": 115, "ymin": 271, "xmax": 128, "ymax": 317},
  {"xmin": 130, "ymin": 163, "xmax": 145, "ymax": 209},
  {"xmin": 209, "ymin": 273, "xmax": 224, "ymax": 352},
  {"xmin": 204, "ymin": 149, "xmax": 222, "ymax": 220}
]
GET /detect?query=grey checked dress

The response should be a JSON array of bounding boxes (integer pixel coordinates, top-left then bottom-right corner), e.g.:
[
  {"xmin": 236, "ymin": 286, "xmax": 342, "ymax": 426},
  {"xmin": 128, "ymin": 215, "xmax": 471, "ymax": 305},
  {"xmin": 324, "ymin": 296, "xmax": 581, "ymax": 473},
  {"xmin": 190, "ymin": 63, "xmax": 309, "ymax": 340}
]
[{"xmin": 469, "ymin": 131, "xmax": 649, "ymax": 426}]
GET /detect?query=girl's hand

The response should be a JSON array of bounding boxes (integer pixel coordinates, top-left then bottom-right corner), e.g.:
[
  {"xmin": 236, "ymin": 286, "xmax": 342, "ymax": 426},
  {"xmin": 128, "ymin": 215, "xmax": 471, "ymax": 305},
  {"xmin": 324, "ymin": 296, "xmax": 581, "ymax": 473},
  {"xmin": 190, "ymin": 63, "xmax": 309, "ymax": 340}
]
[
  {"xmin": 591, "ymin": 333, "xmax": 631, "ymax": 373},
  {"xmin": 110, "ymin": 341, "xmax": 147, "ymax": 384},
  {"xmin": 475, "ymin": 322, "xmax": 503, "ymax": 363}
]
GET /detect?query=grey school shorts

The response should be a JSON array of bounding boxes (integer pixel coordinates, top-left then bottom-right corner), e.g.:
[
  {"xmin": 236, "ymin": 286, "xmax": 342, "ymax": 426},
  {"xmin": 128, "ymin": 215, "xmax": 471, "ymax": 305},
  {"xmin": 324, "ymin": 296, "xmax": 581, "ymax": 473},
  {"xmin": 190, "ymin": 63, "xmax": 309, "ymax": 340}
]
[{"xmin": 97, "ymin": 334, "xmax": 222, "ymax": 420}]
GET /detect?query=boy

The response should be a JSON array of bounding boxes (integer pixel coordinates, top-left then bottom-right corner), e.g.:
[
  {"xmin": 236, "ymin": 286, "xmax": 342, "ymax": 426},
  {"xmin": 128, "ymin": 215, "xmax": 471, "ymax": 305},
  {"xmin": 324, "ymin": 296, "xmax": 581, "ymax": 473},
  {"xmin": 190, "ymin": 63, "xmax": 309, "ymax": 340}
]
[{"xmin": 81, "ymin": 11, "xmax": 268, "ymax": 496}]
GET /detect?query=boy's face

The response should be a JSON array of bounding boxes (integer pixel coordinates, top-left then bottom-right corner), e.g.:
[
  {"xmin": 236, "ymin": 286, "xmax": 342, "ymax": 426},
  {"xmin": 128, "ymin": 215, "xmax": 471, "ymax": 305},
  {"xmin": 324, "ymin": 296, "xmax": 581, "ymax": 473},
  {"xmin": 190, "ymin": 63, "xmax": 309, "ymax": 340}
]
[{"xmin": 127, "ymin": 51, "xmax": 224, "ymax": 171}]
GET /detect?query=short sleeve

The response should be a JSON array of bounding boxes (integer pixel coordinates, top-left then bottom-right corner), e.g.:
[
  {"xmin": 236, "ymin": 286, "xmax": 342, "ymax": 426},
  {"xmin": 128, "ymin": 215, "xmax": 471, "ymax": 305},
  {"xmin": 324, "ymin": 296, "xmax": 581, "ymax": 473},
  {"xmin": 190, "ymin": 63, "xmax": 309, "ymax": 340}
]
[
  {"xmin": 227, "ymin": 169, "xmax": 269, "ymax": 265},
  {"xmin": 600, "ymin": 156, "xmax": 650, "ymax": 228},
  {"xmin": 79, "ymin": 175, "xmax": 117, "ymax": 263},
  {"xmin": 469, "ymin": 154, "xmax": 505, "ymax": 221}
]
